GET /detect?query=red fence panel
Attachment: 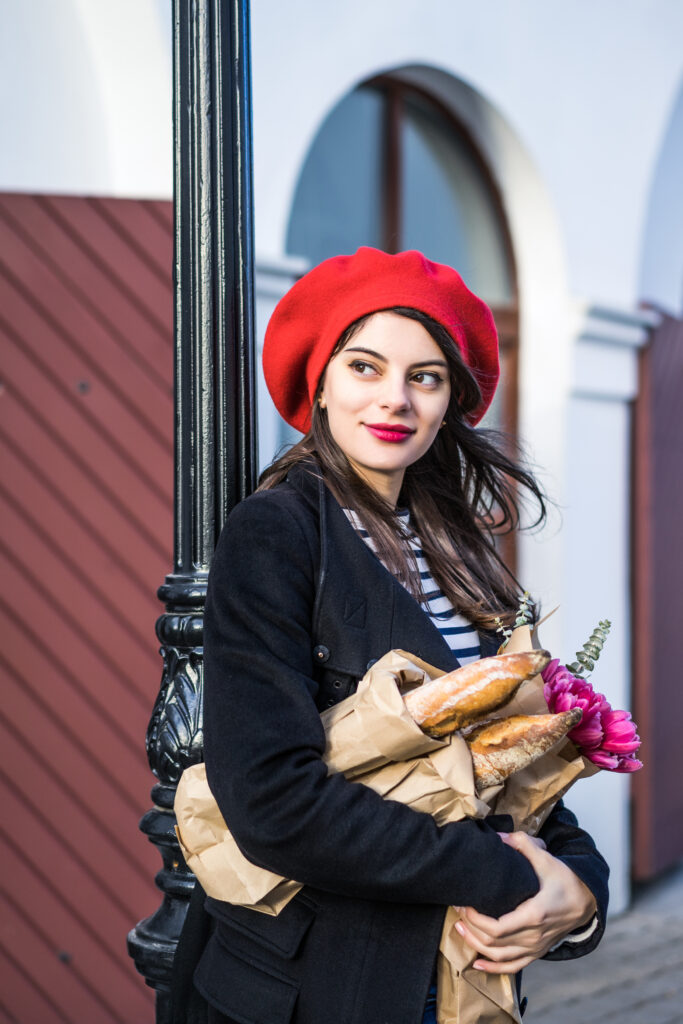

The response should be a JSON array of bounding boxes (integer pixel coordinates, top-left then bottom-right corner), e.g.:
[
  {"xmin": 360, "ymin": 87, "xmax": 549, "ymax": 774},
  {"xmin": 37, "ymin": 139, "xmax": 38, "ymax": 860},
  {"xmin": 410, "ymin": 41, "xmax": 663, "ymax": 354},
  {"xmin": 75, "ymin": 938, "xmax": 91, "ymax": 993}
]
[
  {"xmin": 632, "ymin": 312, "xmax": 683, "ymax": 879},
  {"xmin": 0, "ymin": 193, "xmax": 173, "ymax": 1022}
]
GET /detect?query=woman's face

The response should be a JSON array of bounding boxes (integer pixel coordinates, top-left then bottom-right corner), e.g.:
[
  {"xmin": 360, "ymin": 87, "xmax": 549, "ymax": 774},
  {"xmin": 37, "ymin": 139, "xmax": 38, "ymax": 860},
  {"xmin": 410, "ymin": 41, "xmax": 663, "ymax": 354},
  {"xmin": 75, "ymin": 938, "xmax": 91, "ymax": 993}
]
[{"xmin": 319, "ymin": 311, "xmax": 451, "ymax": 504}]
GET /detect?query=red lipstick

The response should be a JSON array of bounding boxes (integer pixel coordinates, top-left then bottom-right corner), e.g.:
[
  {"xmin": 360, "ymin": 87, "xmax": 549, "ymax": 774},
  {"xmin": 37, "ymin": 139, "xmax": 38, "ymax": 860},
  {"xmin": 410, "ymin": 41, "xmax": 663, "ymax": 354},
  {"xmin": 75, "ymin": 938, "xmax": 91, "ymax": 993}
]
[{"xmin": 365, "ymin": 423, "xmax": 415, "ymax": 443}]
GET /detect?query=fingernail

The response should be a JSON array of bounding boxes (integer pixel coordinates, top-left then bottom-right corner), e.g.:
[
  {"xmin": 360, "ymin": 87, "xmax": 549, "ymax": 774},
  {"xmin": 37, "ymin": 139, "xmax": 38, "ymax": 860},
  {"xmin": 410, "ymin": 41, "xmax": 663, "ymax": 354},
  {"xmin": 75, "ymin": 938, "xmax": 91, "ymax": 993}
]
[
  {"xmin": 455, "ymin": 922, "xmax": 465, "ymax": 936},
  {"xmin": 473, "ymin": 961, "xmax": 485, "ymax": 971}
]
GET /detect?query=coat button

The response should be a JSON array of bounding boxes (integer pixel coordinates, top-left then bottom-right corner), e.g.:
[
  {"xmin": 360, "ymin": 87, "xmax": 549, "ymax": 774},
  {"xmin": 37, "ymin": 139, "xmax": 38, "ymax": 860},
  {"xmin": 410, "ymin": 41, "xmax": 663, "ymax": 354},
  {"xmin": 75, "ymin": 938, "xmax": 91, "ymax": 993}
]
[
  {"xmin": 313, "ymin": 644, "xmax": 330, "ymax": 663},
  {"xmin": 325, "ymin": 698, "xmax": 335, "ymax": 707},
  {"xmin": 366, "ymin": 659, "xmax": 378, "ymax": 670},
  {"xmin": 332, "ymin": 679, "xmax": 342, "ymax": 689}
]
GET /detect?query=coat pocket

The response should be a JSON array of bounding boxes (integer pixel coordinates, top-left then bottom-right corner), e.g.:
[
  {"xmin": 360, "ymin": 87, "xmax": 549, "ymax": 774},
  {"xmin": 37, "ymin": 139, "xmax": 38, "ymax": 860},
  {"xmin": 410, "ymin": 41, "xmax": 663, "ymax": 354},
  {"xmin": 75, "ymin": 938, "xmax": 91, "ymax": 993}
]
[
  {"xmin": 194, "ymin": 934, "xmax": 299, "ymax": 1024},
  {"xmin": 205, "ymin": 892, "xmax": 317, "ymax": 959}
]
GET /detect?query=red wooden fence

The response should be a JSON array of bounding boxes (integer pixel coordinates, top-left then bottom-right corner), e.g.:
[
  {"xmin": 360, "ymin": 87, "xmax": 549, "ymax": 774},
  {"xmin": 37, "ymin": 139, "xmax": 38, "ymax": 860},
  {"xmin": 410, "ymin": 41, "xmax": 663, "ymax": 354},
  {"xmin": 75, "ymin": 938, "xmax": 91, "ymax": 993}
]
[
  {"xmin": 632, "ymin": 312, "xmax": 683, "ymax": 879},
  {"xmin": 0, "ymin": 193, "xmax": 174, "ymax": 1023}
]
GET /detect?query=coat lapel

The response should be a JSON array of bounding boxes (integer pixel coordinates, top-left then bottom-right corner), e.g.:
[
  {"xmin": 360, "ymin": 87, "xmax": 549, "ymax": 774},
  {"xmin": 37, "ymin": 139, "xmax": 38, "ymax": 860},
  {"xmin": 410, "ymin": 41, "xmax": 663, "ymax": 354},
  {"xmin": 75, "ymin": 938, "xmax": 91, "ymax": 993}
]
[
  {"xmin": 318, "ymin": 474, "xmax": 476, "ymax": 673},
  {"xmin": 286, "ymin": 462, "xmax": 502, "ymax": 676}
]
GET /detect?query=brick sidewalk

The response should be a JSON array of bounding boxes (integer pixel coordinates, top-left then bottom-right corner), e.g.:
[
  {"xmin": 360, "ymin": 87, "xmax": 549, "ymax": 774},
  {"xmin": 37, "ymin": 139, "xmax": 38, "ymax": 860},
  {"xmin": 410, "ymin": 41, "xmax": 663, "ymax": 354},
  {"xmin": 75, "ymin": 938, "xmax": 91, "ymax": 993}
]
[{"xmin": 522, "ymin": 861, "xmax": 683, "ymax": 1024}]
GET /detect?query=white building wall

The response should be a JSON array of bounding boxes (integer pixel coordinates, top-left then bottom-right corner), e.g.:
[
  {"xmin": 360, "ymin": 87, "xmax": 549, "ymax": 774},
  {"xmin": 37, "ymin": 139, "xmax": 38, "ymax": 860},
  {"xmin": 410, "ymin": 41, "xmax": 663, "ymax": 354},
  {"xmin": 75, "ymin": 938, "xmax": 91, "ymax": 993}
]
[
  {"xmin": 2, "ymin": 0, "xmax": 682, "ymax": 911},
  {"xmin": 2, "ymin": 2, "xmax": 682, "ymax": 311},
  {"xmin": 249, "ymin": 0, "xmax": 683, "ymax": 309},
  {"xmin": 0, "ymin": 0, "xmax": 172, "ymax": 198},
  {"xmin": 562, "ymin": 306, "xmax": 657, "ymax": 911},
  {"xmin": 639, "ymin": 79, "xmax": 683, "ymax": 314}
]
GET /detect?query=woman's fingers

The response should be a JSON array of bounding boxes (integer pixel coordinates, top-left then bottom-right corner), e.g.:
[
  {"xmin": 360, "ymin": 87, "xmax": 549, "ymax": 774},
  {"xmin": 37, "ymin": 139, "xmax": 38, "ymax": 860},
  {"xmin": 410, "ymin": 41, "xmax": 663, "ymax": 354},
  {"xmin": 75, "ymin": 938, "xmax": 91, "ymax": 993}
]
[
  {"xmin": 516, "ymin": 834, "xmax": 546, "ymax": 851},
  {"xmin": 455, "ymin": 919, "xmax": 539, "ymax": 972},
  {"xmin": 500, "ymin": 830, "xmax": 548, "ymax": 858},
  {"xmin": 454, "ymin": 830, "xmax": 597, "ymax": 971},
  {"xmin": 455, "ymin": 920, "xmax": 534, "ymax": 961},
  {"xmin": 458, "ymin": 901, "xmax": 538, "ymax": 942}
]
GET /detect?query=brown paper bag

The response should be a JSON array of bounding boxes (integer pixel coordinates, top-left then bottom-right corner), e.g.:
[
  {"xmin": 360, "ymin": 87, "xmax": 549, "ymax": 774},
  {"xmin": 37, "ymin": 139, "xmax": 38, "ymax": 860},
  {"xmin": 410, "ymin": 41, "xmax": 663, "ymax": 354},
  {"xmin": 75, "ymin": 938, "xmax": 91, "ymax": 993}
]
[
  {"xmin": 175, "ymin": 651, "xmax": 451, "ymax": 911},
  {"xmin": 175, "ymin": 639, "xmax": 595, "ymax": 1024}
]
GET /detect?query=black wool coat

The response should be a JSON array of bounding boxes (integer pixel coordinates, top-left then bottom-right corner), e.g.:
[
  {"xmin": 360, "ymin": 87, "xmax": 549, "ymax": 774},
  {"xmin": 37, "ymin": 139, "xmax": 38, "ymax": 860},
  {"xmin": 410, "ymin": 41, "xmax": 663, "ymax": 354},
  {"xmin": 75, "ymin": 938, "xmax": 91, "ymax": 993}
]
[{"xmin": 181, "ymin": 462, "xmax": 609, "ymax": 1024}]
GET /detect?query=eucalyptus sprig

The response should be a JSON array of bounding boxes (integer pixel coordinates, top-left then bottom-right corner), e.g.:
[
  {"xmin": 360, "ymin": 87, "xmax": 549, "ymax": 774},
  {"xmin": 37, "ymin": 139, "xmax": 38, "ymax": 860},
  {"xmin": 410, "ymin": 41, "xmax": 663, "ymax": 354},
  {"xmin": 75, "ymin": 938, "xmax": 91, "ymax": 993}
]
[
  {"xmin": 495, "ymin": 591, "xmax": 532, "ymax": 650},
  {"xmin": 567, "ymin": 619, "xmax": 612, "ymax": 677},
  {"xmin": 514, "ymin": 592, "xmax": 532, "ymax": 629}
]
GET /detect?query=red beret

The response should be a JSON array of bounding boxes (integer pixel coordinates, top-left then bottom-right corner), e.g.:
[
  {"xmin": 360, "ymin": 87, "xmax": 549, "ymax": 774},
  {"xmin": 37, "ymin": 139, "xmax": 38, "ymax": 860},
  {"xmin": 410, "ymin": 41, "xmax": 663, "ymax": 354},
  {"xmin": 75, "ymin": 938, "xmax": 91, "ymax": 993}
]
[{"xmin": 263, "ymin": 247, "xmax": 499, "ymax": 433}]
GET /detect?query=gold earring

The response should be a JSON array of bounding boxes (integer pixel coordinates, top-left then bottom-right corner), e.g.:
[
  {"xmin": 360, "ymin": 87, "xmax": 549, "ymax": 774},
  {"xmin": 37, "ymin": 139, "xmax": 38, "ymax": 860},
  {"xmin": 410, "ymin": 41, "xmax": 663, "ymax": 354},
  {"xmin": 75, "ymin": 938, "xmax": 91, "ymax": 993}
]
[
  {"xmin": 440, "ymin": 419, "xmax": 447, "ymax": 429},
  {"xmin": 318, "ymin": 397, "xmax": 326, "ymax": 409}
]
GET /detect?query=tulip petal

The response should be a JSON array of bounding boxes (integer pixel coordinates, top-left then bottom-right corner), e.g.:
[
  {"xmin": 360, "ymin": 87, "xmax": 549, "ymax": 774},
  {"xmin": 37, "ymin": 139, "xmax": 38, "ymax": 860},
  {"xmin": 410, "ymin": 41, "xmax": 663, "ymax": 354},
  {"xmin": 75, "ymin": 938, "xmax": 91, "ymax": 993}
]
[
  {"xmin": 586, "ymin": 750, "xmax": 620, "ymax": 770},
  {"xmin": 538, "ymin": 659, "xmax": 642, "ymax": 770}
]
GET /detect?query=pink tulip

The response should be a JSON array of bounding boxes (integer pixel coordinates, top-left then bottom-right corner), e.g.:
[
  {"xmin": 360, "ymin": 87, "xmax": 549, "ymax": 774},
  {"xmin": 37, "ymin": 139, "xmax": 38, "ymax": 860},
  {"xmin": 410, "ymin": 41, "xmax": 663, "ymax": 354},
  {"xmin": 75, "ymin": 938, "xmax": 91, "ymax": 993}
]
[
  {"xmin": 613, "ymin": 756, "xmax": 643, "ymax": 773},
  {"xmin": 586, "ymin": 749, "xmax": 620, "ymax": 770},
  {"xmin": 541, "ymin": 659, "xmax": 642, "ymax": 773},
  {"xmin": 601, "ymin": 709, "xmax": 641, "ymax": 754}
]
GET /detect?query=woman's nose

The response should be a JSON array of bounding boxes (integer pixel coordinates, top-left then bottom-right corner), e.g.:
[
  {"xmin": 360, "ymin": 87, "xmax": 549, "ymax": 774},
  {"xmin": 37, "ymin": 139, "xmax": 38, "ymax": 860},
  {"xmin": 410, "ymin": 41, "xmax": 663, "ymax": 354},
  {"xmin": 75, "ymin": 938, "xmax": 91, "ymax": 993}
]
[{"xmin": 379, "ymin": 375, "xmax": 411, "ymax": 412}]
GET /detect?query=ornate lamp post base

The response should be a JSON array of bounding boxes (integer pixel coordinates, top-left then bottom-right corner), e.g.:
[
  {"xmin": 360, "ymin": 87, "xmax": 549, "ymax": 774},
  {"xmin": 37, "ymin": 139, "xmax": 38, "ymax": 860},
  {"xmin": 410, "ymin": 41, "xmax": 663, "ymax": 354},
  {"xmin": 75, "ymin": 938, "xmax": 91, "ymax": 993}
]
[
  {"xmin": 128, "ymin": 585, "xmax": 206, "ymax": 1015},
  {"xmin": 127, "ymin": 0, "xmax": 255, "ymax": 1009}
]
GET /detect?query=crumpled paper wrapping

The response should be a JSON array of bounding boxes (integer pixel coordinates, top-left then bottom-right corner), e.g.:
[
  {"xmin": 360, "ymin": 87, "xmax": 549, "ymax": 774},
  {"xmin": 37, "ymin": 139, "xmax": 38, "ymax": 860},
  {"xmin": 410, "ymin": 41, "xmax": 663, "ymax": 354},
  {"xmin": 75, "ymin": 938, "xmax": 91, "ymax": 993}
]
[{"xmin": 175, "ymin": 633, "xmax": 596, "ymax": 1024}]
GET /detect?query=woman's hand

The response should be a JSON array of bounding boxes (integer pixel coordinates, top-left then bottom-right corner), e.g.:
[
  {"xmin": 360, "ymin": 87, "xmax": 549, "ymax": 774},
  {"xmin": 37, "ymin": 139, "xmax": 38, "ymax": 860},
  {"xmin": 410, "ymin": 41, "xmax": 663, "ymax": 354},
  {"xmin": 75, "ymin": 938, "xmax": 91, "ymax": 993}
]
[{"xmin": 454, "ymin": 831, "xmax": 597, "ymax": 974}]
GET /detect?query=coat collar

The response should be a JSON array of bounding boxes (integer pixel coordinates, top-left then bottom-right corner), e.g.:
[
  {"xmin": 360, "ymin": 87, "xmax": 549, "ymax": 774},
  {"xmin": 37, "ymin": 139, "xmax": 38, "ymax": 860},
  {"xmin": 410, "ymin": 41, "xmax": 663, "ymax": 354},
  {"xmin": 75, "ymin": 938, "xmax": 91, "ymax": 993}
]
[{"xmin": 285, "ymin": 460, "xmax": 500, "ymax": 671}]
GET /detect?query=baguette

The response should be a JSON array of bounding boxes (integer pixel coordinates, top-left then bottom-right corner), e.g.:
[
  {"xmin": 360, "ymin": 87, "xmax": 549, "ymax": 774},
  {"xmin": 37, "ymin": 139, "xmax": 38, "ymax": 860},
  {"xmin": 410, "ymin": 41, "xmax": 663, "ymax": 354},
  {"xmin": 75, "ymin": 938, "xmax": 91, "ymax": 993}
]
[
  {"xmin": 404, "ymin": 649, "xmax": 551, "ymax": 737},
  {"xmin": 465, "ymin": 709, "xmax": 583, "ymax": 790}
]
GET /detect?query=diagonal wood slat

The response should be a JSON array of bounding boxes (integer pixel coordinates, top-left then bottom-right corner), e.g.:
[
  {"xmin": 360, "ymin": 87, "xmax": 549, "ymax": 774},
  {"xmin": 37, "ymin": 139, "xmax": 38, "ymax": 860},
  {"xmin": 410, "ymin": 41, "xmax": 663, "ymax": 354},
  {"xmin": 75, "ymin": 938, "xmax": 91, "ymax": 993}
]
[
  {"xmin": 2, "ymin": 335, "xmax": 171, "ymax": 515},
  {"xmin": 0, "ymin": 890, "xmax": 127, "ymax": 1024},
  {"xmin": 0, "ymin": 716, "xmax": 156, "ymax": 891},
  {"xmin": 1, "ymin": 839, "xmax": 154, "ymax": 1017},
  {"xmin": 88, "ymin": 197, "xmax": 175, "ymax": 289},
  {"xmin": 0, "ymin": 196, "xmax": 171, "ymax": 392},
  {"xmin": 0, "ymin": 259, "xmax": 172, "ymax": 465},
  {"xmin": 1, "ymin": 545, "xmax": 153, "ymax": 726},
  {"xmin": 1, "ymin": 443, "xmax": 163, "ymax": 634},
  {"xmin": 1, "ymin": 484, "xmax": 159, "ymax": 666},
  {"xmin": 0, "ymin": 193, "xmax": 174, "ymax": 1022},
  {"xmin": 0, "ymin": 212, "xmax": 173, "ymax": 433},
  {"xmin": 40, "ymin": 196, "xmax": 172, "ymax": 341},
  {"xmin": 1, "ymin": 397, "xmax": 170, "ymax": 582},
  {"xmin": 0, "ymin": 947, "xmax": 73, "ymax": 1024}
]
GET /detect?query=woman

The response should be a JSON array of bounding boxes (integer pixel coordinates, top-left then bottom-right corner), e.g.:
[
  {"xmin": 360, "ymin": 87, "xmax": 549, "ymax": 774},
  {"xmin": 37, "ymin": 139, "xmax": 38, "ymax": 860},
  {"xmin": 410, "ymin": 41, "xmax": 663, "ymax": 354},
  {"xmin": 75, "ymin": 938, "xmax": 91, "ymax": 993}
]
[{"xmin": 188, "ymin": 248, "xmax": 609, "ymax": 1023}]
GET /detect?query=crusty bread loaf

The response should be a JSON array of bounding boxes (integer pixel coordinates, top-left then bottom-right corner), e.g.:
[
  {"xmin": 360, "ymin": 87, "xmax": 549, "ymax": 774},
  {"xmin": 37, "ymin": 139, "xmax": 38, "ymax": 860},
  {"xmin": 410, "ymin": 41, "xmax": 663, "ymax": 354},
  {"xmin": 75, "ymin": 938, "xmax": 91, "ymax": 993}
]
[
  {"xmin": 404, "ymin": 650, "xmax": 551, "ymax": 737},
  {"xmin": 465, "ymin": 709, "xmax": 583, "ymax": 789}
]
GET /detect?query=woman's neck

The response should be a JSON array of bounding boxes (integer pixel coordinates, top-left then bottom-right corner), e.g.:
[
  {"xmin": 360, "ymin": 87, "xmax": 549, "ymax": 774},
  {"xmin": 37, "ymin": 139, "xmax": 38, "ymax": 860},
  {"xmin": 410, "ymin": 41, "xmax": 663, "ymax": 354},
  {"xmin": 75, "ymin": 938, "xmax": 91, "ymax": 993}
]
[{"xmin": 345, "ymin": 458, "xmax": 405, "ymax": 508}]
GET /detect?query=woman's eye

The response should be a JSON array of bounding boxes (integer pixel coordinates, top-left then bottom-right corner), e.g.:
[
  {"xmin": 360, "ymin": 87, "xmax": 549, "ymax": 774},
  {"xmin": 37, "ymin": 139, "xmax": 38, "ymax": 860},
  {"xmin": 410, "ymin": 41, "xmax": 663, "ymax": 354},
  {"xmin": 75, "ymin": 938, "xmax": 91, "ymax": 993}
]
[
  {"xmin": 412, "ymin": 371, "xmax": 443, "ymax": 387},
  {"xmin": 349, "ymin": 360, "xmax": 377, "ymax": 376}
]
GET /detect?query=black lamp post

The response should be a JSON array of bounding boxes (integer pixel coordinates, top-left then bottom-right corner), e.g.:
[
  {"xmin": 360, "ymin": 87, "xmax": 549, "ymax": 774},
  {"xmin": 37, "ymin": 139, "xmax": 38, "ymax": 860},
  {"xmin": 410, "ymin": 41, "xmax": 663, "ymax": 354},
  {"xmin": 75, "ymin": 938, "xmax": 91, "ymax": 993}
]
[{"xmin": 127, "ymin": 1, "xmax": 257, "ymax": 1019}]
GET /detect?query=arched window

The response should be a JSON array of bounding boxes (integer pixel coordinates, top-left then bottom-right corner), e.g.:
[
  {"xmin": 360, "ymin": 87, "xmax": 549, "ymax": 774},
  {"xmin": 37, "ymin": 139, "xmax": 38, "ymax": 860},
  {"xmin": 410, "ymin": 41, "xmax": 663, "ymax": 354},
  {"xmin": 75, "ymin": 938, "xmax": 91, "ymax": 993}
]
[{"xmin": 286, "ymin": 78, "xmax": 518, "ymax": 438}]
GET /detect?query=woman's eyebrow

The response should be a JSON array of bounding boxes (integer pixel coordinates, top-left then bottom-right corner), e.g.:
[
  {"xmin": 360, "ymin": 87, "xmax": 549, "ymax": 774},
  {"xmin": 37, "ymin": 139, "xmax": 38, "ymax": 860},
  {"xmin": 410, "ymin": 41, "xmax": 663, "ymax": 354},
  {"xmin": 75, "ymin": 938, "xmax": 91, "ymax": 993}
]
[
  {"xmin": 343, "ymin": 346, "xmax": 388, "ymax": 362},
  {"xmin": 408, "ymin": 359, "xmax": 448, "ymax": 370},
  {"xmin": 343, "ymin": 346, "xmax": 448, "ymax": 370}
]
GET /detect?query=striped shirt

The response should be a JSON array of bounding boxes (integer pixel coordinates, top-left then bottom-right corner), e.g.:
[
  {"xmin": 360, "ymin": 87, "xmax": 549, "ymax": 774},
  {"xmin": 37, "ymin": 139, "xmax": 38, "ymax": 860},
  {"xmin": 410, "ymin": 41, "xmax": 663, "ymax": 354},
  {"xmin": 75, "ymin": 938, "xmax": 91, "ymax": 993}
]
[{"xmin": 343, "ymin": 507, "xmax": 481, "ymax": 665}]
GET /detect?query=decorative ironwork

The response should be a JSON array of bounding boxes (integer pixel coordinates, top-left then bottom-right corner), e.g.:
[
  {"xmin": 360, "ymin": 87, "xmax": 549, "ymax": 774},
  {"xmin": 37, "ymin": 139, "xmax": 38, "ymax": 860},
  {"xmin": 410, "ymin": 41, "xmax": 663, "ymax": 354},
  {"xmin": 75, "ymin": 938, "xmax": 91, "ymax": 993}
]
[
  {"xmin": 146, "ymin": 616, "xmax": 205, "ymax": 786},
  {"xmin": 127, "ymin": 0, "xmax": 257, "ymax": 1018}
]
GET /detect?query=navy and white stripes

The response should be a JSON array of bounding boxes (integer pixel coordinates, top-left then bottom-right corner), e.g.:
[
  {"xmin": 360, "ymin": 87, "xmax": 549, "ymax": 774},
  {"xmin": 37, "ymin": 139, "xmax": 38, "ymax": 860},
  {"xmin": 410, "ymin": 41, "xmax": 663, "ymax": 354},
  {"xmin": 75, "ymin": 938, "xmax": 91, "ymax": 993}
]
[{"xmin": 343, "ymin": 507, "xmax": 481, "ymax": 665}]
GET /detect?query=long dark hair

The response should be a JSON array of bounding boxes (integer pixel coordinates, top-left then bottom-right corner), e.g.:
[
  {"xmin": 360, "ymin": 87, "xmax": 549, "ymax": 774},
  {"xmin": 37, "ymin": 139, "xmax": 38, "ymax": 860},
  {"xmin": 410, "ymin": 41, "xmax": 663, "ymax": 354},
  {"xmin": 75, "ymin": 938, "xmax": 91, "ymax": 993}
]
[{"xmin": 258, "ymin": 307, "xmax": 546, "ymax": 630}]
